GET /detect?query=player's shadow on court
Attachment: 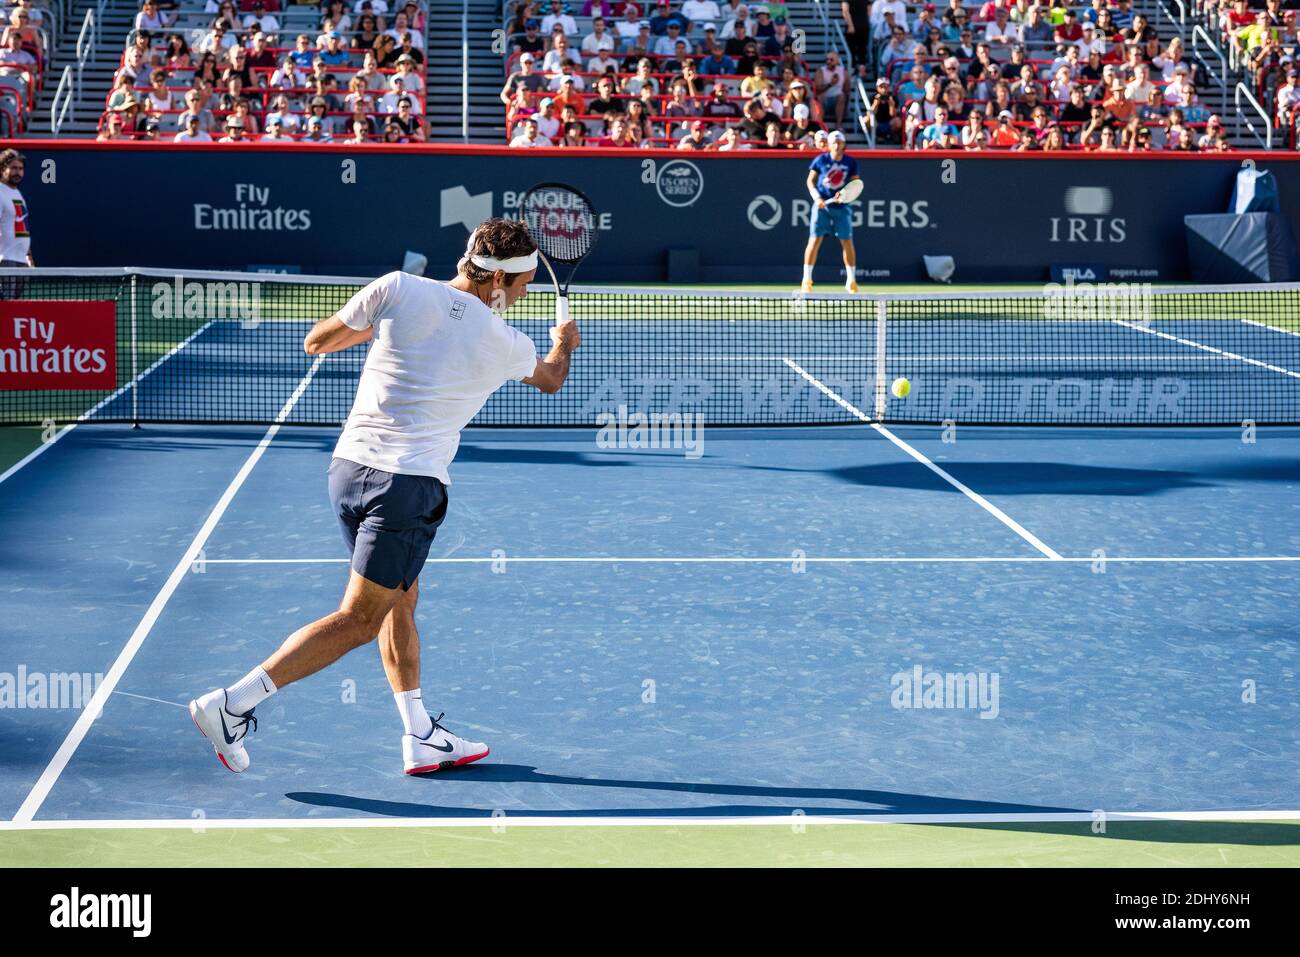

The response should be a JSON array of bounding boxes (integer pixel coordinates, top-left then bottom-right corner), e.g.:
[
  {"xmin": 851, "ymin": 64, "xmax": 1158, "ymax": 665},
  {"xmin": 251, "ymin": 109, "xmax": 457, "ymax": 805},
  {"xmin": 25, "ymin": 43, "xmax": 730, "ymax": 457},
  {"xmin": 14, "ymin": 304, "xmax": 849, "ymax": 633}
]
[{"xmin": 285, "ymin": 768, "xmax": 1296, "ymax": 846}]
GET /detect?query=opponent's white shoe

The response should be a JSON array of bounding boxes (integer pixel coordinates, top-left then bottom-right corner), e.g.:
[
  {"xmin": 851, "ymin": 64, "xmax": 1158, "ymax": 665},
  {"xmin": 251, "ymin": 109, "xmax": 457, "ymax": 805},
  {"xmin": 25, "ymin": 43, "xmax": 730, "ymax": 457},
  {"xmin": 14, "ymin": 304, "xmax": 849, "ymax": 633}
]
[
  {"xmin": 403, "ymin": 712, "xmax": 490, "ymax": 775},
  {"xmin": 189, "ymin": 688, "xmax": 258, "ymax": 773}
]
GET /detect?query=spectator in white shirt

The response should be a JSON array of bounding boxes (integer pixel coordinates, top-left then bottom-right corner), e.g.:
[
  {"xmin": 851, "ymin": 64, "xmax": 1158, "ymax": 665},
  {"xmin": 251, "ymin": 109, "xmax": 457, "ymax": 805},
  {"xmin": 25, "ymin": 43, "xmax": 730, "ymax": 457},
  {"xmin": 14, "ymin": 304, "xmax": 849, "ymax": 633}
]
[
  {"xmin": 534, "ymin": 97, "xmax": 561, "ymax": 139},
  {"xmin": 510, "ymin": 116, "xmax": 552, "ymax": 146},
  {"xmin": 1125, "ymin": 62, "xmax": 1153, "ymax": 103},
  {"xmin": 542, "ymin": 36, "xmax": 582, "ymax": 72},
  {"xmin": 380, "ymin": 76, "xmax": 422, "ymax": 112},
  {"xmin": 393, "ymin": 54, "xmax": 424, "ymax": 93},
  {"xmin": 615, "ymin": 8, "xmax": 643, "ymax": 49},
  {"xmin": 1077, "ymin": 22, "xmax": 1105, "ymax": 58},
  {"xmin": 984, "ymin": 8, "xmax": 1014, "ymax": 46},
  {"xmin": 654, "ymin": 21, "xmax": 686, "ymax": 55},
  {"xmin": 587, "ymin": 46, "xmax": 619, "ymax": 75},
  {"xmin": 870, "ymin": 0, "xmax": 908, "ymax": 35},
  {"xmin": 200, "ymin": 23, "xmax": 237, "ymax": 53},
  {"xmin": 135, "ymin": 0, "xmax": 170, "ymax": 32},
  {"xmin": 385, "ymin": 13, "xmax": 424, "ymax": 48},
  {"xmin": 242, "ymin": 1, "xmax": 279, "ymax": 36},
  {"xmin": 548, "ymin": 60, "xmax": 586, "ymax": 91},
  {"xmin": 682, "ymin": 0, "xmax": 722, "ymax": 28},
  {"xmin": 582, "ymin": 17, "xmax": 616, "ymax": 54},
  {"xmin": 174, "ymin": 114, "xmax": 213, "ymax": 141},
  {"xmin": 541, "ymin": 0, "xmax": 578, "ymax": 36},
  {"xmin": 265, "ymin": 93, "xmax": 301, "ymax": 131}
]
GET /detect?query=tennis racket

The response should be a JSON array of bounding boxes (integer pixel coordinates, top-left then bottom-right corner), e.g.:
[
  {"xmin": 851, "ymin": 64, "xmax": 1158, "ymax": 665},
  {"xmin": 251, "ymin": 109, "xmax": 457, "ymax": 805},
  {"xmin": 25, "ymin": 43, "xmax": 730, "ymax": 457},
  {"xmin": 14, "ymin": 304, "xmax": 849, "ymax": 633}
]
[
  {"xmin": 520, "ymin": 182, "xmax": 598, "ymax": 325},
  {"xmin": 831, "ymin": 179, "xmax": 864, "ymax": 205}
]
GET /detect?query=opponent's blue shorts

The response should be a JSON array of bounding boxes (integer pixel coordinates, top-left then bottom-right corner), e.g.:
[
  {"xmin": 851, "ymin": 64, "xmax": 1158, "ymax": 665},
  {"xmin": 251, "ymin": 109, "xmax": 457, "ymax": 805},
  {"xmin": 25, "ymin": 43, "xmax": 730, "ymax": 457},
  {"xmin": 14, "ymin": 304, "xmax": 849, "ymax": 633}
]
[
  {"xmin": 327, "ymin": 457, "xmax": 448, "ymax": 591},
  {"xmin": 810, "ymin": 203, "xmax": 853, "ymax": 240}
]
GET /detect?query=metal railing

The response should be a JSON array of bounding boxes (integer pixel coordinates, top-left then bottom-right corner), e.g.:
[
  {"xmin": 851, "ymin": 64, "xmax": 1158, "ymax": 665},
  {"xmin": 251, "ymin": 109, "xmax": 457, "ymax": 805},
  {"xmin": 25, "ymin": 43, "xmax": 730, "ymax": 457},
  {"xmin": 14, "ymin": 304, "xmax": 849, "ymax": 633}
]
[
  {"xmin": 50, "ymin": 63, "xmax": 74, "ymax": 133},
  {"xmin": 74, "ymin": 6, "xmax": 96, "ymax": 103},
  {"xmin": 1235, "ymin": 81, "xmax": 1273, "ymax": 150},
  {"xmin": 810, "ymin": 0, "xmax": 866, "ymax": 140},
  {"xmin": 1191, "ymin": 23, "xmax": 1226, "ymax": 93}
]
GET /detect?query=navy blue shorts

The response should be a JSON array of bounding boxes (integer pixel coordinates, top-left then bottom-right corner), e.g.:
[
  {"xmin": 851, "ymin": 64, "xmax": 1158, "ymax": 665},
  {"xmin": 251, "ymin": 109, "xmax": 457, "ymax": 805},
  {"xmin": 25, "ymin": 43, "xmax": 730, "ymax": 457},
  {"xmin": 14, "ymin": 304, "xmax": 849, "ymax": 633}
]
[{"xmin": 327, "ymin": 457, "xmax": 448, "ymax": 591}]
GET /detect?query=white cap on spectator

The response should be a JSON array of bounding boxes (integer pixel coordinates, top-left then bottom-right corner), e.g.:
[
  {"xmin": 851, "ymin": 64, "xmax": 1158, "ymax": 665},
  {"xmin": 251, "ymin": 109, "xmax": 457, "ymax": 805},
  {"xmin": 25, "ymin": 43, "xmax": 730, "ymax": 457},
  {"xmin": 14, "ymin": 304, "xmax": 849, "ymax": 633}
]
[
  {"xmin": 639, "ymin": 20, "xmax": 650, "ymax": 28},
  {"xmin": 254, "ymin": 31, "xmax": 267, "ymax": 41},
  {"xmin": 793, "ymin": 103, "xmax": 810, "ymax": 120},
  {"xmin": 998, "ymin": 109, "xmax": 1013, "ymax": 119},
  {"xmin": 828, "ymin": 130, "xmax": 845, "ymax": 143},
  {"xmin": 540, "ymin": 97, "xmax": 554, "ymax": 108},
  {"xmin": 703, "ymin": 22, "xmax": 717, "ymax": 31},
  {"xmin": 520, "ymin": 52, "xmax": 535, "ymax": 62}
]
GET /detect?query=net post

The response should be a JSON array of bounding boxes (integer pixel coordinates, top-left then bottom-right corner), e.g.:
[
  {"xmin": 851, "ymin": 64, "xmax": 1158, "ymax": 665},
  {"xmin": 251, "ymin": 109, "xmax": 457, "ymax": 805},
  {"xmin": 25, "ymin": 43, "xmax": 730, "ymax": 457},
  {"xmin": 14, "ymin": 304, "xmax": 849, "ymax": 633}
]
[
  {"xmin": 130, "ymin": 273, "xmax": 139, "ymax": 429},
  {"xmin": 874, "ymin": 297, "xmax": 887, "ymax": 421}
]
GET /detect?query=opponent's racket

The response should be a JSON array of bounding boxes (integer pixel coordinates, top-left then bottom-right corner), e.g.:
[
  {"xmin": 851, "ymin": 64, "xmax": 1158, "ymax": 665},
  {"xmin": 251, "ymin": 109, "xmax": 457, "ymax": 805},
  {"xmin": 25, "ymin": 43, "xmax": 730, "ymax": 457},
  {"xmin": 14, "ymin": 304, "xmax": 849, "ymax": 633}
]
[
  {"xmin": 831, "ymin": 179, "xmax": 864, "ymax": 205},
  {"xmin": 520, "ymin": 182, "xmax": 598, "ymax": 325}
]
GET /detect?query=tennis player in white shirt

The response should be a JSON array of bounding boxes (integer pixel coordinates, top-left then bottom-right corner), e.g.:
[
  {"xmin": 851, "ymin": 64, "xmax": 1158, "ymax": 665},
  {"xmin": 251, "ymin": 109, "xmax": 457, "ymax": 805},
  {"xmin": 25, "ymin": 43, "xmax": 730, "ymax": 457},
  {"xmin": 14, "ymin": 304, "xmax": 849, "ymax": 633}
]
[{"xmin": 189, "ymin": 219, "xmax": 581, "ymax": 776}]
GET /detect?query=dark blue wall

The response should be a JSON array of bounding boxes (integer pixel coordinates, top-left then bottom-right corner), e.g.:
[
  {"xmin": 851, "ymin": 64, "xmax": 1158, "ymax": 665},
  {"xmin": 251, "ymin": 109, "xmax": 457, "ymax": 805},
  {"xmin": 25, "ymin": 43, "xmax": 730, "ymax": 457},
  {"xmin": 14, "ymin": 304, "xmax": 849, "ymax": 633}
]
[{"xmin": 12, "ymin": 143, "xmax": 1300, "ymax": 282}]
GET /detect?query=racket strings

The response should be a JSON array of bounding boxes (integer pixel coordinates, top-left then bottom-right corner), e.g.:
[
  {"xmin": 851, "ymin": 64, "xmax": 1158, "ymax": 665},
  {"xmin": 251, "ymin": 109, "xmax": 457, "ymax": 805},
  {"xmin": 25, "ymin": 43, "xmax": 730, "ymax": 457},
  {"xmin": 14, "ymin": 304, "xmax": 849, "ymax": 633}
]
[{"xmin": 522, "ymin": 185, "xmax": 597, "ymax": 265}]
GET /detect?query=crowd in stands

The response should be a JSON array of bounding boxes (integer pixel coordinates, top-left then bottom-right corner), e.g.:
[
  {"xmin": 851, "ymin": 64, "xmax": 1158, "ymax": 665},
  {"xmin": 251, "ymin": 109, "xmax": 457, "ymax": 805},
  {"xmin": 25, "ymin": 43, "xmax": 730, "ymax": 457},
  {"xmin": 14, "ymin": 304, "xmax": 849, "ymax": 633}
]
[
  {"xmin": 1206, "ymin": 0, "xmax": 1300, "ymax": 145},
  {"xmin": 863, "ymin": 0, "xmax": 1241, "ymax": 150},
  {"xmin": 495, "ymin": 0, "xmax": 1295, "ymax": 150},
  {"xmin": 501, "ymin": 0, "xmax": 856, "ymax": 148},
  {"xmin": 99, "ymin": 0, "xmax": 430, "ymax": 142},
  {"xmin": 0, "ymin": 0, "xmax": 47, "ymax": 134}
]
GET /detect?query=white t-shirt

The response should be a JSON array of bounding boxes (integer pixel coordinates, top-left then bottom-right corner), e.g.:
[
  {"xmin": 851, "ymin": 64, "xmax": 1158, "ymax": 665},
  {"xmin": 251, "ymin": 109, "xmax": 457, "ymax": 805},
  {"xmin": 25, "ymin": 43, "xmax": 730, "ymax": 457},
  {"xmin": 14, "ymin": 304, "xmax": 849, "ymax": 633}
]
[
  {"xmin": 333, "ymin": 273, "xmax": 541, "ymax": 483},
  {"xmin": 0, "ymin": 182, "xmax": 30, "ymax": 262},
  {"xmin": 682, "ymin": 1, "xmax": 722, "ymax": 22}
]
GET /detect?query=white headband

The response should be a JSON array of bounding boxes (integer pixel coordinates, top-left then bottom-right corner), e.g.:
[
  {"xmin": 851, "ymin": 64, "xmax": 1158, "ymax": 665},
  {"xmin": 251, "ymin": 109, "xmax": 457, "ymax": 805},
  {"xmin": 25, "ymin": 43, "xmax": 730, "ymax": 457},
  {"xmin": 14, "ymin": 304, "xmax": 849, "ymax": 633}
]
[{"xmin": 465, "ymin": 241, "xmax": 538, "ymax": 273}]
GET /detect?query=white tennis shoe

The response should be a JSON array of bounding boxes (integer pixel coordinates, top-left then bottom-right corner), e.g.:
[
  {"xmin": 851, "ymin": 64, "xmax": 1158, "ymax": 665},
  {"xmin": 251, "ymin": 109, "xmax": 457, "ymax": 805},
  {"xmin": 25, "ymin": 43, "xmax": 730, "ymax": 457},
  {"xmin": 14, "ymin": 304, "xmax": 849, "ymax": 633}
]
[
  {"xmin": 403, "ymin": 712, "xmax": 489, "ymax": 774},
  {"xmin": 189, "ymin": 688, "xmax": 258, "ymax": 773}
]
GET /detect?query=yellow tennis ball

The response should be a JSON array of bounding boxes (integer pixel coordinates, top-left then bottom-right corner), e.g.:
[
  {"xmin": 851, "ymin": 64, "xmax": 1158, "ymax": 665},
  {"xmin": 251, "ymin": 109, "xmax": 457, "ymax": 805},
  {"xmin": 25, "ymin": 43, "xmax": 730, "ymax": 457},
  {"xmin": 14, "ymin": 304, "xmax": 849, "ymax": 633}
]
[{"xmin": 891, "ymin": 377, "xmax": 911, "ymax": 399}]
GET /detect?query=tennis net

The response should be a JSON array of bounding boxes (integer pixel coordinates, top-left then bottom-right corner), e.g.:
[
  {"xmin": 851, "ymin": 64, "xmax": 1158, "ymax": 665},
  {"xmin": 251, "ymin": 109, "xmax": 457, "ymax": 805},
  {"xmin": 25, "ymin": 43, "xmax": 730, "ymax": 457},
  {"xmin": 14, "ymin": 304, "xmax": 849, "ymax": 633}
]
[{"xmin": 2, "ymin": 268, "xmax": 1298, "ymax": 427}]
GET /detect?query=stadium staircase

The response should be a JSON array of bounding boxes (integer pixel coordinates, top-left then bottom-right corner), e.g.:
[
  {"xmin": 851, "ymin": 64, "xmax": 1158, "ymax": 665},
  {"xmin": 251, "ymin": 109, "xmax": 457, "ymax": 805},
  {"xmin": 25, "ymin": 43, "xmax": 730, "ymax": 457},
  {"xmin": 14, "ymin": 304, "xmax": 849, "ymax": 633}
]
[{"xmin": 37, "ymin": 0, "xmax": 137, "ymax": 137}]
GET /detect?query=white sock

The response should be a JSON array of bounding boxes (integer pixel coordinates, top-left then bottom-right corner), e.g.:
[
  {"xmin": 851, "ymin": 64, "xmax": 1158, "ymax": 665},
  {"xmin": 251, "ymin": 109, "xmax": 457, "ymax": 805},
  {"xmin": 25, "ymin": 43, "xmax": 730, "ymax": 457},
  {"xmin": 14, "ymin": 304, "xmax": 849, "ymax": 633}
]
[
  {"xmin": 802, "ymin": 264, "xmax": 814, "ymax": 283},
  {"xmin": 226, "ymin": 666, "xmax": 276, "ymax": 715},
  {"xmin": 395, "ymin": 689, "xmax": 433, "ymax": 737}
]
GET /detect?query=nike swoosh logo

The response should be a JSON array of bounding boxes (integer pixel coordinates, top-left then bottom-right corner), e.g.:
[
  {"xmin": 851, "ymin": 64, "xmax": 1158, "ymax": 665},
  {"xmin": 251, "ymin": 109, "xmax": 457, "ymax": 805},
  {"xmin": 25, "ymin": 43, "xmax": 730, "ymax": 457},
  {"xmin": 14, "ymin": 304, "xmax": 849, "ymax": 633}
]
[
  {"xmin": 218, "ymin": 710, "xmax": 239, "ymax": 745},
  {"xmin": 260, "ymin": 677, "xmax": 271, "ymax": 693},
  {"xmin": 418, "ymin": 738, "xmax": 455, "ymax": 753}
]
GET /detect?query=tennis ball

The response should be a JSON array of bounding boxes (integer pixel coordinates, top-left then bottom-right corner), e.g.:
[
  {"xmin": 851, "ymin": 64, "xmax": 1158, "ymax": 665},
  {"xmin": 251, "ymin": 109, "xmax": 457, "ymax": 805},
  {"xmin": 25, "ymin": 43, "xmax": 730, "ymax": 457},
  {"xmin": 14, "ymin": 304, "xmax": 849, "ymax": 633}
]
[{"xmin": 891, "ymin": 377, "xmax": 911, "ymax": 399}]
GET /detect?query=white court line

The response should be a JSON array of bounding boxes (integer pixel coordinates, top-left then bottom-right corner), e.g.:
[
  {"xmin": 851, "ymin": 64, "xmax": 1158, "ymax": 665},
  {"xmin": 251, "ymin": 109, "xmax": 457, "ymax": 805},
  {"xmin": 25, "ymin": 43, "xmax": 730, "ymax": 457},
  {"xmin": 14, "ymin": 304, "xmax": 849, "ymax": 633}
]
[
  {"xmin": 0, "ymin": 320, "xmax": 217, "ymax": 487},
  {"xmin": 783, "ymin": 358, "xmax": 1063, "ymax": 561},
  {"xmin": 1, "ymin": 810, "xmax": 1296, "ymax": 831},
  {"xmin": 194, "ymin": 555, "xmax": 1300, "ymax": 565},
  {"xmin": 11, "ymin": 354, "xmax": 327, "ymax": 824},
  {"xmin": 1115, "ymin": 319, "xmax": 1300, "ymax": 380},
  {"xmin": 1242, "ymin": 318, "xmax": 1300, "ymax": 340}
]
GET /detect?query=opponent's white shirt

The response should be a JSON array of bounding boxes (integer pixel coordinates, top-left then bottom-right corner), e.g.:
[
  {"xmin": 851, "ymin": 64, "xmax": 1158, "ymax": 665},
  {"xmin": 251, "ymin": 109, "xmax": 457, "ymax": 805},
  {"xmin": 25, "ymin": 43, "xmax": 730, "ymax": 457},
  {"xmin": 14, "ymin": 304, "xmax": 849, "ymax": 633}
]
[
  {"xmin": 0, "ymin": 182, "xmax": 31, "ymax": 262},
  {"xmin": 333, "ymin": 272, "xmax": 540, "ymax": 484}
]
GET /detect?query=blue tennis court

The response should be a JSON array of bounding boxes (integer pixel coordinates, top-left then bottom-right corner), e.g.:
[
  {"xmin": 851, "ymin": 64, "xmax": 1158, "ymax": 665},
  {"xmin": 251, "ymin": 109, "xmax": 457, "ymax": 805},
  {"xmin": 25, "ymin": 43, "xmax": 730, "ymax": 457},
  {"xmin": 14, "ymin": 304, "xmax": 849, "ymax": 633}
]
[
  {"xmin": 1, "ymin": 276, "xmax": 1298, "ymax": 868},
  {"xmin": 2, "ymin": 418, "xmax": 1298, "ymax": 827}
]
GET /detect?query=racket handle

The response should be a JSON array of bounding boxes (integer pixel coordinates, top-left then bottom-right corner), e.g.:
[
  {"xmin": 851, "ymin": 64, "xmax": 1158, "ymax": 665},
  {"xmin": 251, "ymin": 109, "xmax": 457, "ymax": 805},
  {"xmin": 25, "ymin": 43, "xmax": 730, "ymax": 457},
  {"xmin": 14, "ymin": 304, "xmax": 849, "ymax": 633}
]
[{"xmin": 556, "ymin": 295, "xmax": 571, "ymax": 325}]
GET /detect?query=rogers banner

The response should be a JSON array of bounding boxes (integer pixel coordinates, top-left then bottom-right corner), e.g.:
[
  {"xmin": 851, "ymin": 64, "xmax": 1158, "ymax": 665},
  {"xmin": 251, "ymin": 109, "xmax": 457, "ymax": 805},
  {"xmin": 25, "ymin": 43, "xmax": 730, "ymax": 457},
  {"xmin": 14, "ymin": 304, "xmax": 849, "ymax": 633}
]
[{"xmin": 0, "ymin": 301, "xmax": 116, "ymax": 390}]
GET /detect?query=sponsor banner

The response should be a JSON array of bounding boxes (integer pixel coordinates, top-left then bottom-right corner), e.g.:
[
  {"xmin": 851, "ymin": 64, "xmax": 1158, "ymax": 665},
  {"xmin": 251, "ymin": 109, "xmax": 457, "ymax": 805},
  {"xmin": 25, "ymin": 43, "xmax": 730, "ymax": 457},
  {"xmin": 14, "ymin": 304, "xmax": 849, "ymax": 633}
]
[
  {"xmin": 0, "ymin": 300, "xmax": 116, "ymax": 390},
  {"xmin": 13, "ymin": 149, "xmax": 1300, "ymax": 281},
  {"xmin": 1050, "ymin": 263, "xmax": 1110, "ymax": 282}
]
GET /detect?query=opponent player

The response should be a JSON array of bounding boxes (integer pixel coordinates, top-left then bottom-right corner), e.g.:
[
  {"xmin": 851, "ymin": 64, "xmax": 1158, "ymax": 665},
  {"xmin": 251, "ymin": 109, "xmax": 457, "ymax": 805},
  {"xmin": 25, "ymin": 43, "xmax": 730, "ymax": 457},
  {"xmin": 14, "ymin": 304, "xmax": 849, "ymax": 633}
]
[
  {"xmin": 801, "ymin": 130, "xmax": 860, "ymax": 294},
  {"xmin": 188, "ymin": 218, "xmax": 580, "ymax": 775}
]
